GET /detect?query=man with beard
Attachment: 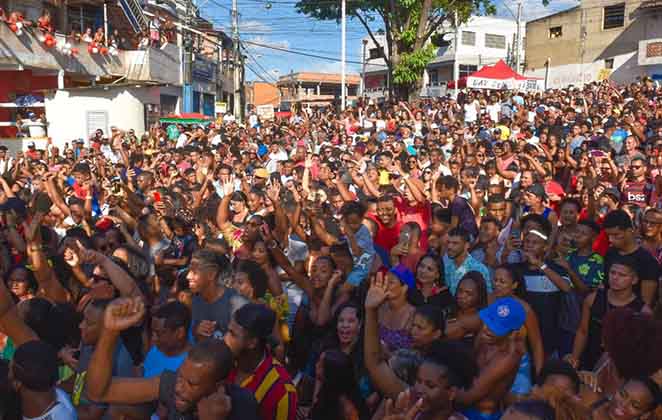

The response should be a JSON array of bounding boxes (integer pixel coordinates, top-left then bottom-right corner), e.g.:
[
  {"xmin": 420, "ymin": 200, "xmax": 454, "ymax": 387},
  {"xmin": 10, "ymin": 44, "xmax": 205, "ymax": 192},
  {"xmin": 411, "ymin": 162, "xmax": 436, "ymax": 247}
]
[
  {"xmin": 640, "ymin": 208, "xmax": 662, "ymax": 264},
  {"xmin": 85, "ymin": 297, "xmax": 258, "ymax": 420},
  {"xmin": 443, "ymin": 227, "xmax": 492, "ymax": 295}
]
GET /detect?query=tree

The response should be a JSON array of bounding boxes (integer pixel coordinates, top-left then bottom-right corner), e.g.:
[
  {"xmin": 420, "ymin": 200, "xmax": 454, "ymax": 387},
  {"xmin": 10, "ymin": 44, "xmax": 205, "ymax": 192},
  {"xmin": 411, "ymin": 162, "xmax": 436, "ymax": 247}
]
[{"xmin": 295, "ymin": 0, "xmax": 496, "ymax": 100}]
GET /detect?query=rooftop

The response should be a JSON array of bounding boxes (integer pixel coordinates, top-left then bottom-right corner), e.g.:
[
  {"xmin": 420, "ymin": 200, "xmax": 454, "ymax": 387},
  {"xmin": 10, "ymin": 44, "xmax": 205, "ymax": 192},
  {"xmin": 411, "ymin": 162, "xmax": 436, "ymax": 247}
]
[{"xmin": 277, "ymin": 72, "xmax": 361, "ymax": 85}]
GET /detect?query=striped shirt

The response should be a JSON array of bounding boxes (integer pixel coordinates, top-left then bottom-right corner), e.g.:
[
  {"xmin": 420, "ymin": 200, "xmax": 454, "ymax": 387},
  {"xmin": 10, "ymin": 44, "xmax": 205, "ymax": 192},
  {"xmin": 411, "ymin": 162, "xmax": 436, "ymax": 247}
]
[{"xmin": 227, "ymin": 354, "xmax": 297, "ymax": 420}]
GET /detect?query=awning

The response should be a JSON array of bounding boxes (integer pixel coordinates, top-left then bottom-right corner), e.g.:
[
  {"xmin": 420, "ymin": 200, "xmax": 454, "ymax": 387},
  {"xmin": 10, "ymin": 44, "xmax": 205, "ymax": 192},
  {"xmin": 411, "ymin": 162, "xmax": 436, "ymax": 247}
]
[
  {"xmin": 466, "ymin": 60, "xmax": 543, "ymax": 91},
  {"xmin": 160, "ymin": 112, "xmax": 212, "ymax": 125}
]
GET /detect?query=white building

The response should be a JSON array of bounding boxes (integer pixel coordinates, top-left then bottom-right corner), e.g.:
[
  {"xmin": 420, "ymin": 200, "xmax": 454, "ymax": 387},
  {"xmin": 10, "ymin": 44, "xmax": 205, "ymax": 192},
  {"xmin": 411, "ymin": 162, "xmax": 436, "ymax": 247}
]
[{"xmin": 362, "ymin": 16, "xmax": 524, "ymax": 98}]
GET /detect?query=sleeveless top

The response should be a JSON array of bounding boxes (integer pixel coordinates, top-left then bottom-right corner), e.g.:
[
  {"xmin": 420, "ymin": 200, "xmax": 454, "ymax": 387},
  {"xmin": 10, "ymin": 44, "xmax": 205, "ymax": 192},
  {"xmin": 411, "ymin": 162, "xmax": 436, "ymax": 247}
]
[
  {"xmin": 583, "ymin": 289, "xmax": 644, "ymax": 370},
  {"xmin": 379, "ymin": 310, "xmax": 415, "ymax": 352}
]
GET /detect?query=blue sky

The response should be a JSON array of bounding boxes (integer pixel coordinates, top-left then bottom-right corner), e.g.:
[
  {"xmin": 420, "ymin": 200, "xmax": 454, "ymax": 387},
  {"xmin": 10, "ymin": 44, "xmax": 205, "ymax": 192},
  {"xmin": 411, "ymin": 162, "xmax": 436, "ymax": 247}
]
[{"xmin": 196, "ymin": 0, "xmax": 579, "ymax": 82}]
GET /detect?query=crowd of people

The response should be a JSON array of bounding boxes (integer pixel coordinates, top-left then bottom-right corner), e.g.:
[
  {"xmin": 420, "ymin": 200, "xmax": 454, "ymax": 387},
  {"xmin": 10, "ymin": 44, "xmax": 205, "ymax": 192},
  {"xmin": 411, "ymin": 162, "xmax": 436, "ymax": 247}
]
[{"xmin": 1, "ymin": 78, "xmax": 662, "ymax": 420}]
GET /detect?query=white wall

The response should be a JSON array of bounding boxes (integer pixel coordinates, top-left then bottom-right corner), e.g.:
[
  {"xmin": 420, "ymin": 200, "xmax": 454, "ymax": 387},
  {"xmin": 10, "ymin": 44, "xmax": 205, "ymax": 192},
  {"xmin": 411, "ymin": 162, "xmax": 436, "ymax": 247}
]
[
  {"xmin": 524, "ymin": 50, "xmax": 662, "ymax": 89},
  {"xmin": 45, "ymin": 87, "xmax": 159, "ymax": 149},
  {"xmin": 456, "ymin": 16, "xmax": 520, "ymax": 61}
]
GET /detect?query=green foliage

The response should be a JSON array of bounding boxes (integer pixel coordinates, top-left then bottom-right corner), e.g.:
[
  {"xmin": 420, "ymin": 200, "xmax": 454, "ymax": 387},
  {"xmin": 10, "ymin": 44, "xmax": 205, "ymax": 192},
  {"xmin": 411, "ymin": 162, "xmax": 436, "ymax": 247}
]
[
  {"xmin": 295, "ymin": 0, "xmax": 534, "ymax": 94},
  {"xmin": 393, "ymin": 44, "xmax": 436, "ymax": 85}
]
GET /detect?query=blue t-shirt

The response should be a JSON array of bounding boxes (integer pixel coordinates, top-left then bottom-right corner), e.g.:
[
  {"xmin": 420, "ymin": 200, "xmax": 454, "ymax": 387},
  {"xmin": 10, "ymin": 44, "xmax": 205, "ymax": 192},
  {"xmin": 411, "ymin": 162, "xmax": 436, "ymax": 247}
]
[
  {"xmin": 346, "ymin": 224, "xmax": 375, "ymax": 286},
  {"xmin": 143, "ymin": 346, "xmax": 188, "ymax": 378}
]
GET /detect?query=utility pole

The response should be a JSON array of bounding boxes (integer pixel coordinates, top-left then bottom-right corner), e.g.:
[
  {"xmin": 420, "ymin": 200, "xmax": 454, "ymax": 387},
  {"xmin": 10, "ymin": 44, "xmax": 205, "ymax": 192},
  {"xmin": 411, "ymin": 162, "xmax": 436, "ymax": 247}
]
[
  {"xmin": 340, "ymin": 0, "xmax": 346, "ymax": 111},
  {"xmin": 453, "ymin": 10, "xmax": 459, "ymax": 98},
  {"xmin": 515, "ymin": 1, "xmax": 522, "ymax": 73},
  {"xmin": 361, "ymin": 39, "xmax": 368, "ymax": 98},
  {"xmin": 182, "ymin": 0, "xmax": 193, "ymax": 112},
  {"xmin": 232, "ymin": 0, "xmax": 242, "ymax": 120}
]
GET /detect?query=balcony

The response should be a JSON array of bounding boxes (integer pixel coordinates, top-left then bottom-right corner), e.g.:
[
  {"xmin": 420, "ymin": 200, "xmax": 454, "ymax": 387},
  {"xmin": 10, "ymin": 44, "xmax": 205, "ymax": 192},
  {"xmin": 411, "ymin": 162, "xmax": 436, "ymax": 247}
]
[{"xmin": 0, "ymin": 23, "xmax": 181, "ymax": 84}]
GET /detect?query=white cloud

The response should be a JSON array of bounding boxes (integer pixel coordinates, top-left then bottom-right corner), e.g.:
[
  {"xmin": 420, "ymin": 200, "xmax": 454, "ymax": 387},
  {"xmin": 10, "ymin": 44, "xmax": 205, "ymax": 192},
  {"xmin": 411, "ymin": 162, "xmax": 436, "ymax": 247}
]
[
  {"xmin": 239, "ymin": 20, "xmax": 272, "ymax": 33},
  {"xmin": 297, "ymin": 60, "xmax": 361, "ymax": 75}
]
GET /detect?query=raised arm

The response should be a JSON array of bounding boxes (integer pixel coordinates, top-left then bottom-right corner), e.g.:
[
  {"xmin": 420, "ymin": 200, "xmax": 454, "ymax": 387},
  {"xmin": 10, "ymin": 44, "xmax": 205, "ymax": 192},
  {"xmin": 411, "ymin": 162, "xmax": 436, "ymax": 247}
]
[
  {"xmin": 455, "ymin": 335, "xmax": 523, "ymax": 406},
  {"xmin": 269, "ymin": 245, "xmax": 312, "ymax": 298},
  {"xmin": 215, "ymin": 179, "xmax": 235, "ymax": 230},
  {"xmin": 24, "ymin": 213, "xmax": 69, "ymax": 303},
  {"xmin": 75, "ymin": 241, "xmax": 142, "ymax": 298},
  {"xmin": 0, "ymin": 274, "xmax": 38, "ymax": 346},
  {"xmin": 86, "ymin": 297, "xmax": 160, "ymax": 405},
  {"xmin": 364, "ymin": 273, "xmax": 407, "ymax": 399},
  {"xmin": 311, "ymin": 270, "xmax": 343, "ymax": 327}
]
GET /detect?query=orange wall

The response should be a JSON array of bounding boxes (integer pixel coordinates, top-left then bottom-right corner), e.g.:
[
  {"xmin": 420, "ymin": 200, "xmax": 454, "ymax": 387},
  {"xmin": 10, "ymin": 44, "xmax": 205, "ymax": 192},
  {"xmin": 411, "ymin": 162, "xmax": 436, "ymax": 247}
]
[{"xmin": 247, "ymin": 82, "xmax": 279, "ymax": 107}]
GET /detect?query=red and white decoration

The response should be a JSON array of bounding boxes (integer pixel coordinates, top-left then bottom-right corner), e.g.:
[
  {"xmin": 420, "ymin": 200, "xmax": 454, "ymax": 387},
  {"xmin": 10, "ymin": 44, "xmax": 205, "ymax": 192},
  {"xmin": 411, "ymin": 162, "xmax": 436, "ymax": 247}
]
[{"xmin": 466, "ymin": 60, "xmax": 544, "ymax": 91}]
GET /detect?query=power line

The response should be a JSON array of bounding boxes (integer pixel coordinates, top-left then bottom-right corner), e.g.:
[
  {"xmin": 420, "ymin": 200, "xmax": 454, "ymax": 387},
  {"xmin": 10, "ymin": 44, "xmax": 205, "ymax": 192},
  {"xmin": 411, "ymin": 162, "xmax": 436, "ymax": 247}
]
[{"xmin": 242, "ymin": 39, "xmax": 387, "ymax": 66}]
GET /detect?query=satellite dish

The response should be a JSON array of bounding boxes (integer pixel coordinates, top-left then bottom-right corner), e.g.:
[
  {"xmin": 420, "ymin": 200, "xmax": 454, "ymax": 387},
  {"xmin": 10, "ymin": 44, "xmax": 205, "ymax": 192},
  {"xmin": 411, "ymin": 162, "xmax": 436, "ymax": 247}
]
[
  {"xmin": 442, "ymin": 33, "xmax": 455, "ymax": 41},
  {"xmin": 441, "ymin": 19, "xmax": 452, "ymax": 29}
]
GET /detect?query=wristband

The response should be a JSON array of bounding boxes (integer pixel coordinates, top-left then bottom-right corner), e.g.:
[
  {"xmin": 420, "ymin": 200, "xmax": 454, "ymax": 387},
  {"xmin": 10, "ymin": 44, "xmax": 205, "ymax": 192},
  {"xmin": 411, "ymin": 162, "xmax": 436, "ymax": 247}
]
[{"xmin": 540, "ymin": 263, "xmax": 548, "ymax": 271}]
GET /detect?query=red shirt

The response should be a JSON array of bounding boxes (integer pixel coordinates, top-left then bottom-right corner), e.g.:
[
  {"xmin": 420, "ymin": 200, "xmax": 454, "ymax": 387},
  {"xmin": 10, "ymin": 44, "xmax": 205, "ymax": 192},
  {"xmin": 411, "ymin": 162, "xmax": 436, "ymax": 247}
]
[
  {"xmin": 370, "ymin": 212, "xmax": 403, "ymax": 255},
  {"xmin": 579, "ymin": 209, "xmax": 609, "ymax": 256},
  {"xmin": 395, "ymin": 196, "xmax": 431, "ymax": 251}
]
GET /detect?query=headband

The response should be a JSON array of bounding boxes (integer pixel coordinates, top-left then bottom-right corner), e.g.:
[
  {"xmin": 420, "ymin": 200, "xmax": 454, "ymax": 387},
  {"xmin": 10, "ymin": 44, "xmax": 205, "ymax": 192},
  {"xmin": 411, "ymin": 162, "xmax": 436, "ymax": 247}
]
[{"xmin": 528, "ymin": 229, "xmax": 548, "ymax": 241}]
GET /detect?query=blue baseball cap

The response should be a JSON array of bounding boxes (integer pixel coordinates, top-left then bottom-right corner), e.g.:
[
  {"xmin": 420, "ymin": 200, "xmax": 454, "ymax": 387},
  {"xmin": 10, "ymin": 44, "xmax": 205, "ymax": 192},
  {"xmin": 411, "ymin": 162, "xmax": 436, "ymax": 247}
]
[
  {"xmin": 478, "ymin": 297, "xmax": 526, "ymax": 337},
  {"xmin": 388, "ymin": 264, "xmax": 415, "ymax": 289}
]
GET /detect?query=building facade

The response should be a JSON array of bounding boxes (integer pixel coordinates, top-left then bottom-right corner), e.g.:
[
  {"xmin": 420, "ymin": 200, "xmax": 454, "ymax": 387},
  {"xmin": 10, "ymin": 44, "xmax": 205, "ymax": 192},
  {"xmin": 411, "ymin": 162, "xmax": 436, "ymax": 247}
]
[
  {"xmin": 277, "ymin": 72, "xmax": 360, "ymax": 111},
  {"xmin": 245, "ymin": 81, "xmax": 280, "ymax": 109},
  {"xmin": 0, "ymin": 0, "xmax": 235, "ymax": 149},
  {"xmin": 525, "ymin": 0, "xmax": 662, "ymax": 88},
  {"xmin": 362, "ymin": 16, "xmax": 523, "ymax": 99}
]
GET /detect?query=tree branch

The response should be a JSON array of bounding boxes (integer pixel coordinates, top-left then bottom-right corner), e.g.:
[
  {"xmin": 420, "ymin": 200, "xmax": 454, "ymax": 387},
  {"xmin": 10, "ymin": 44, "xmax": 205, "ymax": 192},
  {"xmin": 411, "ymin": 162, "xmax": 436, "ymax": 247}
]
[
  {"xmin": 355, "ymin": 12, "xmax": 391, "ymax": 66},
  {"xmin": 422, "ymin": 12, "xmax": 448, "ymax": 44},
  {"xmin": 414, "ymin": 0, "xmax": 434, "ymax": 50}
]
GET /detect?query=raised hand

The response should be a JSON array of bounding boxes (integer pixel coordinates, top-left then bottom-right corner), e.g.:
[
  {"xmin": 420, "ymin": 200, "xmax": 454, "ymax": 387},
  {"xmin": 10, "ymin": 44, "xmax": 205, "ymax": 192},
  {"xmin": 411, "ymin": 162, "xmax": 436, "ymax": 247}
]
[
  {"xmin": 365, "ymin": 272, "xmax": 389, "ymax": 310},
  {"xmin": 23, "ymin": 212, "xmax": 44, "ymax": 244},
  {"xmin": 266, "ymin": 182, "xmax": 281, "ymax": 204},
  {"xmin": 74, "ymin": 239, "xmax": 106, "ymax": 266},
  {"xmin": 383, "ymin": 389, "xmax": 422, "ymax": 420},
  {"xmin": 197, "ymin": 386, "xmax": 233, "ymax": 420},
  {"xmin": 222, "ymin": 177, "xmax": 234, "ymax": 196},
  {"xmin": 304, "ymin": 154, "xmax": 313, "ymax": 169},
  {"xmin": 103, "ymin": 296, "xmax": 145, "ymax": 332},
  {"xmin": 63, "ymin": 247, "xmax": 80, "ymax": 268},
  {"xmin": 195, "ymin": 320, "xmax": 217, "ymax": 338},
  {"xmin": 328, "ymin": 269, "xmax": 343, "ymax": 288}
]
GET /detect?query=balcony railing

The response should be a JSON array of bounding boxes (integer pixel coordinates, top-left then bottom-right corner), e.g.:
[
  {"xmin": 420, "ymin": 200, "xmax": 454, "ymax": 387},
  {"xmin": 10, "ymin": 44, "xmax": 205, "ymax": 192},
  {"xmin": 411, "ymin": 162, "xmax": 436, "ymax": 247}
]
[{"xmin": 0, "ymin": 23, "xmax": 182, "ymax": 84}]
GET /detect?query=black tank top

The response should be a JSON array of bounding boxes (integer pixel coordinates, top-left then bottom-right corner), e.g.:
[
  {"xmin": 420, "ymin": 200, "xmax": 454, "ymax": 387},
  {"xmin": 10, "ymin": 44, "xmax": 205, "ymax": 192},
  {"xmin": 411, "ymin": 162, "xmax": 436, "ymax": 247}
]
[{"xmin": 583, "ymin": 289, "xmax": 644, "ymax": 370}]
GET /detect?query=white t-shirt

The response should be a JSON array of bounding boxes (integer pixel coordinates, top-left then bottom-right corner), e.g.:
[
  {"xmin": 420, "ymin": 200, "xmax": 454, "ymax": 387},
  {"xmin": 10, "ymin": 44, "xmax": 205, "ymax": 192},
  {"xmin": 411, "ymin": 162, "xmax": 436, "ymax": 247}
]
[
  {"xmin": 211, "ymin": 134, "xmax": 223, "ymax": 147},
  {"xmin": 24, "ymin": 388, "xmax": 78, "ymax": 420},
  {"xmin": 464, "ymin": 100, "xmax": 479, "ymax": 123},
  {"xmin": 175, "ymin": 133, "xmax": 188, "ymax": 148},
  {"xmin": 486, "ymin": 104, "xmax": 500, "ymax": 122}
]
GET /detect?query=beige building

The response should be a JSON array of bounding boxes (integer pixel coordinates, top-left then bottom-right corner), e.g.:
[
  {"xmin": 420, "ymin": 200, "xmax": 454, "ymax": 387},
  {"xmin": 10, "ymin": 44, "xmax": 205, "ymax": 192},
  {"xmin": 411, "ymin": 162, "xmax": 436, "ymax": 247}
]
[
  {"xmin": 277, "ymin": 72, "xmax": 360, "ymax": 110},
  {"xmin": 525, "ymin": 0, "xmax": 662, "ymax": 88}
]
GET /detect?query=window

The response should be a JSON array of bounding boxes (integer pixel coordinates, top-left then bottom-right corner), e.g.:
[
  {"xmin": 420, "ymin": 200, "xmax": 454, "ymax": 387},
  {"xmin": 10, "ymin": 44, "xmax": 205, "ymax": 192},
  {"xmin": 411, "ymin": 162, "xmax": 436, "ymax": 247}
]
[
  {"xmin": 461, "ymin": 31, "xmax": 476, "ymax": 46},
  {"xmin": 549, "ymin": 26, "xmax": 562, "ymax": 39},
  {"xmin": 86, "ymin": 111, "xmax": 108, "ymax": 138},
  {"xmin": 603, "ymin": 3, "xmax": 625, "ymax": 29},
  {"xmin": 459, "ymin": 64, "xmax": 478, "ymax": 78},
  {"xmin": 369, "ymin": 47, "xmax": 384, "ymax": 60},
  {"xmin": 484, "ymin": 33, "xmax": 506, "ymax": 49},
  {"xmin": 605, "ymin": 58, "xmax": 614, "ymax": 69},
  {"xmin": 429, "ymin": 70, "xmax": 439, "ymax": 85}
]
